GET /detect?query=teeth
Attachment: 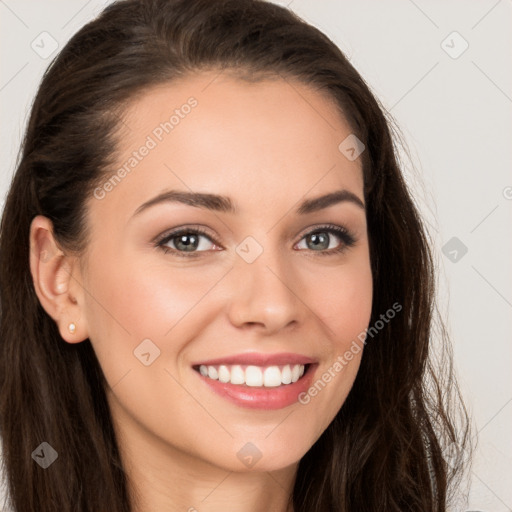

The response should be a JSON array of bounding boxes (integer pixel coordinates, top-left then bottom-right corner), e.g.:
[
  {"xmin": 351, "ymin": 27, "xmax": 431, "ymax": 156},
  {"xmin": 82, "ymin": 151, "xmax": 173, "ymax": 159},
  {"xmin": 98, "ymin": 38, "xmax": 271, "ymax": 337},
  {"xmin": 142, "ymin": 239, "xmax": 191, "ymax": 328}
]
[
  {"xmin": 281, "ymin": 364, "xmax": 292, "ymax": 384},
  {"xmin": 230, "ymin": 365, "xmax": 245, "ymax": 385},
  {"xmin": 291, "ymin": 364, "xmax": 300, "ymax": 382},
  {"xmin": 218, "ymin": 365, "xmax": 230, "ymax": 383},
  {"xmin": 263, "ymin": 366, "xmax": 282, "ymax": 387},
  {"xmin": 197, "ymin": 363, "xmax": 306, "ymax": 387},
  {"xmin": 207, "ymin": 366, "xmax": 218, "ymax": 380},
  {"xmin": 245, "ymin": 366, "xmax": 263, "ymax": 387}
]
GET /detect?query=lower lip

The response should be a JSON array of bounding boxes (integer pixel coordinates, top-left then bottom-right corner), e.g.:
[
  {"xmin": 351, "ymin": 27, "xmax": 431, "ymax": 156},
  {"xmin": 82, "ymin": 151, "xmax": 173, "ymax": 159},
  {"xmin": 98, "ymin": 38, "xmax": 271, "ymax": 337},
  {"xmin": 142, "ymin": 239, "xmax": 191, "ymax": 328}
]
[{"xmin": 195, "ymin": 364, "xmax": 317, "ymax": 410}]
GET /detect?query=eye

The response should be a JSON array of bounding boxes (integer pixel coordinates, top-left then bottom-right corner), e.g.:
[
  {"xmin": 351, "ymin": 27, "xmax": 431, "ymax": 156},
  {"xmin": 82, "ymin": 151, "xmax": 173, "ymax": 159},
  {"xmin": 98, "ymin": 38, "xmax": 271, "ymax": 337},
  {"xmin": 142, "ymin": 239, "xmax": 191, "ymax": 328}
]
[
  {"xmin": 155, "ymin": 223, "xmax": 356, "ymax": 258},
  {"xmin": 294, "ymin": 224, "xmax": 356, "ymax": 256},
  {"xmin": 155, "ymin": 226, "xmax": 220, "ymax": 258}
]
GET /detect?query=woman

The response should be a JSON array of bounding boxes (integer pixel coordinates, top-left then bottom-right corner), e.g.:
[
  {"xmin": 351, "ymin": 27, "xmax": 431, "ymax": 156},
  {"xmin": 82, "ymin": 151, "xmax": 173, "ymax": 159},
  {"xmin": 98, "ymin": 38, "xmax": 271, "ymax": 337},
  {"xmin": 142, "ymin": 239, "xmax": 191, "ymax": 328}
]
[{"xmin": 0, "ymin": 0, "xmax": 470, "ymax": 510}]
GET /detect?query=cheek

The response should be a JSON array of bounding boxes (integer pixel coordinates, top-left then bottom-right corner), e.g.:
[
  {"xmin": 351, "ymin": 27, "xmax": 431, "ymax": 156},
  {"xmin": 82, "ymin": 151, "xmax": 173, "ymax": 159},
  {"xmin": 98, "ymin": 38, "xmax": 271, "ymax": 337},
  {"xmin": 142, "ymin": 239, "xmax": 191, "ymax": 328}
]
[
  {"xmin": 297, "ymin": 254, "xmax": 372, "ymax": 413},
  {"xmin": 84, "ymin": 253, "xmax": 205, "ymax": 341},
  {"xmin": 81, "ymin": 249, "xmax": 227, "ymax": 383},
  {"xmin": 310, "ymin": 256, "xmax": 373, "ymax": 348}
]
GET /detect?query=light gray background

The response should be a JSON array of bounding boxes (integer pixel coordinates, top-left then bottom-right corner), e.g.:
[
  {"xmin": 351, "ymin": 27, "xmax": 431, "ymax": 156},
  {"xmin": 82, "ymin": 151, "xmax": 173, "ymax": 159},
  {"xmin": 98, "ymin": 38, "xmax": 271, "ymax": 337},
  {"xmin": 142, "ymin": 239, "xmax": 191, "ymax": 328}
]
[{"xmin": 1, "ymin": 1, "xmax": 511, "ymax": 510}]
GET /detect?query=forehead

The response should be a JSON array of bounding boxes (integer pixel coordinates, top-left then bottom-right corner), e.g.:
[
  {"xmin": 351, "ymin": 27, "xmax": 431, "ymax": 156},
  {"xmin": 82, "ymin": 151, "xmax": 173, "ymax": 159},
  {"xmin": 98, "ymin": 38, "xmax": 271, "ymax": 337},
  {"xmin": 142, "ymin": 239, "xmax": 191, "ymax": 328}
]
[{"xmin": 90, "ymin": 71, "xmax": 364, "ymax": 220}]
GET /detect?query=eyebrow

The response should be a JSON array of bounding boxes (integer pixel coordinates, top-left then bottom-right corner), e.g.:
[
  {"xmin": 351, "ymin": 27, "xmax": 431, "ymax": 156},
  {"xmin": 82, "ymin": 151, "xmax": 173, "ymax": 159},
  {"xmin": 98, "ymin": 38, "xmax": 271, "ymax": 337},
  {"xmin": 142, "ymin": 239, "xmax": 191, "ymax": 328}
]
[{"xmin": 132, "ymin": 188, "xmax": 365, "ymax": 218}]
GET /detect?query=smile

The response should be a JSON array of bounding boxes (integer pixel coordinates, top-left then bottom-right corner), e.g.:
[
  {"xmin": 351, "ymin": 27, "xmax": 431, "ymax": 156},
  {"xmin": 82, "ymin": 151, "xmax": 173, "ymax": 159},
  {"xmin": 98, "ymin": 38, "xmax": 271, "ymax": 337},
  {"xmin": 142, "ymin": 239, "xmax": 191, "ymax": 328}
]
[
  {"xmin": 195, "ymin": 363, "xmax": 307, "ymax": 387},
  {"xmin": 191, "ymin": 353, "xmax": 317, "ymax": 410}
]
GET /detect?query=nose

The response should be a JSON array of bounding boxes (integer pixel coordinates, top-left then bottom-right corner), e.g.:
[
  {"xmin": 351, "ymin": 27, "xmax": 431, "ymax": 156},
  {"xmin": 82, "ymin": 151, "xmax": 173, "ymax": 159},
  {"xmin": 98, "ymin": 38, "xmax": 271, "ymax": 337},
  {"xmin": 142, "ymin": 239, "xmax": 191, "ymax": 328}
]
[{"xmin": 225, "ymin": 243, "xmax": 306, "ymax": 334}]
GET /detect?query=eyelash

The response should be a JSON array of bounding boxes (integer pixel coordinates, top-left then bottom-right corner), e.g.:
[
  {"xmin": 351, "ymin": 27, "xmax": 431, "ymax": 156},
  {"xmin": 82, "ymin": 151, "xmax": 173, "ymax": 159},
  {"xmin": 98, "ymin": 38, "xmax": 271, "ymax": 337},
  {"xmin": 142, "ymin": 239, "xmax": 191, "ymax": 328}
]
[{"xmin": 154, "ymin": 223, "xmax": 356, "ymax": 259}]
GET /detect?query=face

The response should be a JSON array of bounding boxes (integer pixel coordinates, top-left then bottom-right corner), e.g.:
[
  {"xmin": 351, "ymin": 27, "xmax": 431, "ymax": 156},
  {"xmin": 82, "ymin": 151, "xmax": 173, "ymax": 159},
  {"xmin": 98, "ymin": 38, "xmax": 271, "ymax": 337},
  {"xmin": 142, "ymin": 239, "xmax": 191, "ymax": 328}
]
[{"xmin": 78, "ymin": 71, "xmax": 373, "ymax": 473}]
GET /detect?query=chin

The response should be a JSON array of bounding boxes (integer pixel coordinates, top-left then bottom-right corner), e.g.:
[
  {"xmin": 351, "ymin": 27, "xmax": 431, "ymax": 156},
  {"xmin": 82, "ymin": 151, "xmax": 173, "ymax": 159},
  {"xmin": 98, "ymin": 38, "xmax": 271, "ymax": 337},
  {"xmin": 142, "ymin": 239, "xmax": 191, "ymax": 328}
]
[{"xmin": 212, "ymin": 434, "xmax": 314, "ymax": 474}]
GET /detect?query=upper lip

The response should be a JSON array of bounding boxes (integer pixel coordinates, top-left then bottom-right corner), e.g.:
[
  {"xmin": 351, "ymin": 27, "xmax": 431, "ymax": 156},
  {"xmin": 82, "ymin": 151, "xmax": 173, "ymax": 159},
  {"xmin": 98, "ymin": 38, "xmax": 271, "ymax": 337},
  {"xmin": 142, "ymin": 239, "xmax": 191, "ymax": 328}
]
[{"xmin": 192, "ymin": 352, "xmax": 316, "ymax": 367}]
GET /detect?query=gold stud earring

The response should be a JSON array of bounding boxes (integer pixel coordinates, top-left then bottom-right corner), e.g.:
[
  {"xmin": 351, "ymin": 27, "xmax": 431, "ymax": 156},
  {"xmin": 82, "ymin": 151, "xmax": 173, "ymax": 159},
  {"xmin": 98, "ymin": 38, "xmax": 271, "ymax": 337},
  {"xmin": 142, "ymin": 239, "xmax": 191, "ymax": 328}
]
[{"xmin": 68, "ymin": 322, "xmax": 76, "ymax": 334}]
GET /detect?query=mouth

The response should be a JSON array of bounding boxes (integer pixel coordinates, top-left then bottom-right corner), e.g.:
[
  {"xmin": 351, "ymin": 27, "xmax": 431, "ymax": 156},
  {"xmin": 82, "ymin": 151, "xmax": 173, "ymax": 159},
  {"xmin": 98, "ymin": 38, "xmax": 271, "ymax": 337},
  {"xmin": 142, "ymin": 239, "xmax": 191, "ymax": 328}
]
[
  {"xmin": 192, "ymin": 363, "xmax": 310, "ymax": 387},
  {"xmin": 191, "ymin": 355, "xmax": 318, "ymax": 410}
]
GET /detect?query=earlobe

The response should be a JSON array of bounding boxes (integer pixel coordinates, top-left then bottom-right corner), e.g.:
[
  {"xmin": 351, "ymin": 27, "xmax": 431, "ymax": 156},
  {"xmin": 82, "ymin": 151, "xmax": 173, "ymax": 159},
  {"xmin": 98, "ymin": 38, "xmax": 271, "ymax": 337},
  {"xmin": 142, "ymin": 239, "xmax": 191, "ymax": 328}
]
[{"xmin": 29, "ymin": 215, "xmax": 88, "ymax": 344}]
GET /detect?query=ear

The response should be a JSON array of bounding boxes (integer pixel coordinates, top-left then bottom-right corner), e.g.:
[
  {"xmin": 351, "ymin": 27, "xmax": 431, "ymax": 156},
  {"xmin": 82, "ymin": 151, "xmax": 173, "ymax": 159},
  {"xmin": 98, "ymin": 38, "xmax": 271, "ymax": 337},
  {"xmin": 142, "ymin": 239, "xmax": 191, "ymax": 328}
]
[{"xmin": 29, "ymin": 215, "xmax": 89, "ymax": 344}]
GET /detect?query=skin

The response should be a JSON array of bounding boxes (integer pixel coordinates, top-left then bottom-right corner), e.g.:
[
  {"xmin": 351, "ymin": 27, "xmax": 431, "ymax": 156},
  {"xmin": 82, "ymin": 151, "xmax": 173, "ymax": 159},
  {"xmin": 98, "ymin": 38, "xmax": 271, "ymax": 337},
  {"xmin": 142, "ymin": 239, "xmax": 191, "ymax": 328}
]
[{"xmin": 29, "ymin": 71, "xmax": 373, "ymax": 512}]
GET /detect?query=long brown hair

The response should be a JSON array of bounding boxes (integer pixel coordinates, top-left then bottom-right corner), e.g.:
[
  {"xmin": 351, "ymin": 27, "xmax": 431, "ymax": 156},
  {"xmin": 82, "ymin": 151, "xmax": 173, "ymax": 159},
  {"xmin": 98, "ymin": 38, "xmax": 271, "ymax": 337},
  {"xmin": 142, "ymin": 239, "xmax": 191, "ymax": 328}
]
[{"xmin": 0, "ymin": 1, "xmax": 471, "ymax": 510}]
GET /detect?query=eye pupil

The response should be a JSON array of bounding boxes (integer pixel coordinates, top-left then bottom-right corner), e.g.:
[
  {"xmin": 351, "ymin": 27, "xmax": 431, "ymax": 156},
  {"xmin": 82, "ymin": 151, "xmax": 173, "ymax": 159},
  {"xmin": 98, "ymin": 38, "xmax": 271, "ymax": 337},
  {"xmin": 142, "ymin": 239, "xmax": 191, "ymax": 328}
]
[
  {"xmin": 175, "ymin": 234, "xmax": 199, "ymax": 251},
  {"xmin": 308, "ymin": 232, "xmax": 329, "ymax": 250}
]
